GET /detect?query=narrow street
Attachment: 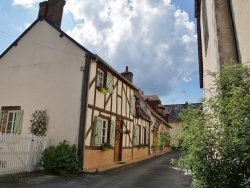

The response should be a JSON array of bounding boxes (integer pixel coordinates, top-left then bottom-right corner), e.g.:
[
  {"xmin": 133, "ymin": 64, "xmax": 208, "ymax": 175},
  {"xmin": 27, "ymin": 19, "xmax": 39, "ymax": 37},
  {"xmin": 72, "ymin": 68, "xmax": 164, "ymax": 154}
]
[{"xmin": 0, "ymin": 151, "xmax": 192, "ymax": 188}]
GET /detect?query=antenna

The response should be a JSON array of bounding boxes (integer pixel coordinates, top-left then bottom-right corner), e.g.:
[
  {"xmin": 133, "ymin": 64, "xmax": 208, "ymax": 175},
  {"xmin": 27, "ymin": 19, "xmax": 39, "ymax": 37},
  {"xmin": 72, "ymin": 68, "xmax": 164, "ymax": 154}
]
[{"xmin": 181, "ymin": 90, "xmax": 187, "ymax": 103}]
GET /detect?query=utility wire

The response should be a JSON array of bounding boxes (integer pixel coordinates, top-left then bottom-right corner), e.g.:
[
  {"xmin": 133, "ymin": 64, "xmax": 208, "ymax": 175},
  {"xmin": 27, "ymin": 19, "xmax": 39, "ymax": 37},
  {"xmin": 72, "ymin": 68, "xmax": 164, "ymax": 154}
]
[{"xmin": 0, "ymin": 29, "xmax": 85, "ymax": 57}]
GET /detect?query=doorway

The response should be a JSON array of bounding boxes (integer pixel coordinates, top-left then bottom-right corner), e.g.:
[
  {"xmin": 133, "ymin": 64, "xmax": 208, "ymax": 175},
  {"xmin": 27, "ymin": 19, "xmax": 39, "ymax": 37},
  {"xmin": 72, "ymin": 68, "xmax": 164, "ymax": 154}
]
[{"xmin": 114, "ymin": 120, "xmax": 123, "ymax": 162}]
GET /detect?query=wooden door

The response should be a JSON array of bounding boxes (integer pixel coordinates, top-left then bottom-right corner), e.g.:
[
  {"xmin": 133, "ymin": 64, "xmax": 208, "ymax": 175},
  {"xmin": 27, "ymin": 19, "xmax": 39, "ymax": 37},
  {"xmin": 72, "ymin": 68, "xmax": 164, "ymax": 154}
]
[
  {"xmin": 153, "ymin": 131, "xmax": 158, "ymax": 153},
  {"xmin": 114, "ymin": 120, "xmax": 123, "ymax": 162}
]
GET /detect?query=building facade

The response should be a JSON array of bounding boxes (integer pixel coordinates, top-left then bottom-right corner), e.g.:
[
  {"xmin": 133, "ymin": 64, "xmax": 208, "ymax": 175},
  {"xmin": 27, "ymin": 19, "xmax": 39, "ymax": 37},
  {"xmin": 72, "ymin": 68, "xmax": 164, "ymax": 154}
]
[{"xmin": 195, "ymin": 0, "xmax": 250, "ymax": 98}]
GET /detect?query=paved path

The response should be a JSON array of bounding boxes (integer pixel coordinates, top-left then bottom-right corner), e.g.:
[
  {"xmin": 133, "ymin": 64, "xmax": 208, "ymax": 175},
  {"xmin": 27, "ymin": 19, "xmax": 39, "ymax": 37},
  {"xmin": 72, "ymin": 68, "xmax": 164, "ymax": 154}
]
[{"xmin": 0, "ymin": 151, "xmax": 192, "ymax": 188}]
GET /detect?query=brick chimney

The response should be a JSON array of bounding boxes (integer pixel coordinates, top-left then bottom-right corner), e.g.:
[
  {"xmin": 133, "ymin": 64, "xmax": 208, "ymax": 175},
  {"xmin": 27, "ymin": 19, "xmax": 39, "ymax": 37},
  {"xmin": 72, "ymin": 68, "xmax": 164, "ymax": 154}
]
[
  {"xmin": 121, "ymin": 66, "xmax": 133, "ymax": 83},
  {"xmin": 38, "ymin": 0, "xmax": 66, "ymax": 28}
]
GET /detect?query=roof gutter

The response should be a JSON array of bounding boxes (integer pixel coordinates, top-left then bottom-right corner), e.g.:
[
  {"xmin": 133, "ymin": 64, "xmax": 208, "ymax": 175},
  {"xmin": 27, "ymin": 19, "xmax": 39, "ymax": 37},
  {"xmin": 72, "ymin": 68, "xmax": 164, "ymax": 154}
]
[
  {"xmin": 228, "ymin": 0, "xmax": 240, "ymax": 63},
  {"xmin": 78, "ymin": 53, "xmax": 95, "ymax": 169}
]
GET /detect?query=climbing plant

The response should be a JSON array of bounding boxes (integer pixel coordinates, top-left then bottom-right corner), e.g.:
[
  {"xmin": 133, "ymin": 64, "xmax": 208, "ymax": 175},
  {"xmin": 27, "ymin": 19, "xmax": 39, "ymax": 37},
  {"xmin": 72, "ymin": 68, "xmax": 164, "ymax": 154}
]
[
  {"xmin": 154, "ymin": 130, "xmax": 171, "ymax": 150},
  {"xmin": 29, "ymin": 110, "xmax": 47, "ymax": 136}
]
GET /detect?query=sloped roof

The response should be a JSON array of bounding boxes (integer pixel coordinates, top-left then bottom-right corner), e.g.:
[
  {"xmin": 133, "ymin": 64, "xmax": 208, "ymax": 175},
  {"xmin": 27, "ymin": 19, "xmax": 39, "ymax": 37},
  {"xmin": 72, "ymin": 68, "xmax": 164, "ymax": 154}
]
[
  {"xmin": 142, "ymin": 94, "xmax": 161, "ymax": 102},
  {"xmin": 0, "ymin": 16, "xmax": 95, "ymax": 59},
  {"xmin": 165, "ymin": 103, "xmax": 203, "ymax": 123},
  {"xmin": 136, "ymin": 91, "xmax": 172, "ymax": 128}
]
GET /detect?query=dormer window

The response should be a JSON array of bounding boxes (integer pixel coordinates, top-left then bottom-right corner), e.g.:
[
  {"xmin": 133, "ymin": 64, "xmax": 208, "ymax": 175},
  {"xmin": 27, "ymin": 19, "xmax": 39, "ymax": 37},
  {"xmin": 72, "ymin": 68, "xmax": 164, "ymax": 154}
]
[{"xmin": 97, "ymin": 69, "xmax": 104, "ymax": 87}]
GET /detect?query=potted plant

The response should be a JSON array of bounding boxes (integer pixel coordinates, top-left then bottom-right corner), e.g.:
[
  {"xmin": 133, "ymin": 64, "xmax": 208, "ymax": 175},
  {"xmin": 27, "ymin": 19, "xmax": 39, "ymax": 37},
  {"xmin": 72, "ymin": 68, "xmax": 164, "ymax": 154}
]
[
  {"xmin": 124, "ymin": 130, "xmax": 131, "ymax": 134},
  {"xmin": 137, "ymin": 144, "xmax": 144, "ymax": 149},
  {"xmin": 100, "ymin": 142, "xmax": 112, "ymax": 151},
  {"xmin": 97, "ymin": 85, "xmax": 108, "ymax": 94}
]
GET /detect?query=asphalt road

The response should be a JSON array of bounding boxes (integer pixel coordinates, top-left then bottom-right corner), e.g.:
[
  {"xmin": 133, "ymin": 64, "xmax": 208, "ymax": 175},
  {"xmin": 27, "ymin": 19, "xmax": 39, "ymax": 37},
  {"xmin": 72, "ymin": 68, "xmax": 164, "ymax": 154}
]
[{"xmin": 0, "ymin": 151, "xmax": 192, "ymax": 188}]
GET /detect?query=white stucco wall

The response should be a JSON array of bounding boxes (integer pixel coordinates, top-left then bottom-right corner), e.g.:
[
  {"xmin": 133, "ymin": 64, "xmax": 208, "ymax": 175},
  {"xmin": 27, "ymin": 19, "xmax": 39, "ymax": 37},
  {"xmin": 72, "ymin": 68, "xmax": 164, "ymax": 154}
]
[
  {"xmin": 0, "ymin": 20, "xmax": 86, "ymax": 146},
  {"xmin": 200, "ymin": 0, "xmax": 220, "ymax": 99},
  {"xmin": 230, "ymin": 0, "xmax": 250, "ymax": 64}
]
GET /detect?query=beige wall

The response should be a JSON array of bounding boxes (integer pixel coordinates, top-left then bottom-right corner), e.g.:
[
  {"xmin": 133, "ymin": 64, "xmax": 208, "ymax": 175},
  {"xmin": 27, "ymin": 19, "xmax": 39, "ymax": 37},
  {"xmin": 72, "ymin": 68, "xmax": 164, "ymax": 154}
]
[
  {"xmin": 200, "ymin": 0, "xmax": 220, "ymax": 99},
  {"xmin": 200, "ymin": 1, "xmax": 250, "ymax": 99},
  {"xmin": 169, "ymin": 122, "xmax": 182, "ymax": 146},
  {"xmin": 230, "ymin": 0, "xmax": 250, "ymax": 64},
  {"xmin": 0, "ymin": 21, "xmax": 85, "ymax": 146}
]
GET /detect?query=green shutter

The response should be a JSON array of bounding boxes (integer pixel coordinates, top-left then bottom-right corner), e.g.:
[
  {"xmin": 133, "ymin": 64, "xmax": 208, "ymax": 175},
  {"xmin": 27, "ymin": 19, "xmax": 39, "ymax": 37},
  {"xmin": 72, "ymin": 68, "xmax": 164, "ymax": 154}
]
[
  {"xmin": 146, "ymin": 128, "xmax": 149, "ymax": 144},
  {"xmin": 14, "ymin": 110, "xmax": 24, "ymax": 135},
  {"xmin": 130, "ymin": 95, "xmax": 136, "ymax": 116},
  {"xmin": 0, "ymin": 110, "xmax": 2, "ymax": 123},
  {"xmin": 106, "ymin": 72, "xmax": 114, "ymax": 93},
  {"xmin": 109, "ymin": 120, "xmax": 115, "ymax": 147},
  {"xmin": 133, "ymin": 125, "xmax": 139, "ymax": 146},
  {"xmin": 93, "ymin": 116, "xmax": 102, "ymax": 146}
]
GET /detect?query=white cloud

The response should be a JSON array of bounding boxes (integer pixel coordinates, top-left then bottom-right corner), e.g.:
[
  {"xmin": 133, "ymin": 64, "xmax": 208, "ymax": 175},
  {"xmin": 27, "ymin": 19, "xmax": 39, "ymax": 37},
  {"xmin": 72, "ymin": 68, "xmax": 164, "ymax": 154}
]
[
  {"xmin": 12, "ymin": 0, "xmax": 40, "ymax": 8},
  {"xmin": 65, "ymin": 0, "xmax": 198, "ymax": 98}
]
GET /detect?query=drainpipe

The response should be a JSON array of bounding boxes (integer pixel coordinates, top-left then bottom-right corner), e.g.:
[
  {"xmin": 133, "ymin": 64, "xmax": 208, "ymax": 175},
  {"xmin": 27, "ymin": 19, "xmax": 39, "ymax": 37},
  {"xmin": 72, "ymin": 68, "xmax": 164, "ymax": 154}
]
[
  {"xmin": 78, "ymin": 53, "xmax": 95, "ymax": 169},
  {"xmin": 228, "ymin": 0, "xmax": 241, "ymax": 63}
]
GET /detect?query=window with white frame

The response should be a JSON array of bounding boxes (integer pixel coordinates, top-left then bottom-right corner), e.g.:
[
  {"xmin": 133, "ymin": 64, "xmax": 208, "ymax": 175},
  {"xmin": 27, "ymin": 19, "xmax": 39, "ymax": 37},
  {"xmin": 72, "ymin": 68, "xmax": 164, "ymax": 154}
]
[
  {"xmin": 97, "ymin": 69, "xmax": 104, "ymax": 87},
  {"xmin": 93, "ymin": 116, "xmax": 115, "ymax": 147},
  {"xmin": 6, "ymin": 111, "xmax": 16, "ymax": 134},
  {"xmin": 100, "ymin": 119, "xmax": 108, "ymax": 144},
  {"xmin": 0, "ymin": 107, "xmax": 24, "ymax": 134}
]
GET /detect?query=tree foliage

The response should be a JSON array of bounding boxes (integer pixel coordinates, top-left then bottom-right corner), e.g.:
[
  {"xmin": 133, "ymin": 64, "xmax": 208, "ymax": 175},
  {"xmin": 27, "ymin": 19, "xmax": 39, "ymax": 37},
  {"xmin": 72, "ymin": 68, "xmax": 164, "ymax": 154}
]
[{"xmin": 177, "ymin": 64, "xmax": 250, "ymax": 187}]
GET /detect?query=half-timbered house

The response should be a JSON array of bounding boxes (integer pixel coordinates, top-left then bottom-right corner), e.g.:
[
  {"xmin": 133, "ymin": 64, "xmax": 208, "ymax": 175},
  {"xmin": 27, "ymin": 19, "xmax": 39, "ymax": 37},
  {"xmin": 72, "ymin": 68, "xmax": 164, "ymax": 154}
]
[{"xmin": 0, "ymin": 0, "xmax": 153, "ymax": 170}]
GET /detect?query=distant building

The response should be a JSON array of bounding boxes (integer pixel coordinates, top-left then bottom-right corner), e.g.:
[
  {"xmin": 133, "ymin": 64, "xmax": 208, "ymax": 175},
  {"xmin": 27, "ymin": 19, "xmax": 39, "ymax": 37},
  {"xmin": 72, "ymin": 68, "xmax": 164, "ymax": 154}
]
[
  {"xmin": 195, "ymin": 0, "xmax": 250, "ymax": 98},
  {"xmin": 165, "ymin": 103, "xmax": 202, "ymax": 146}
]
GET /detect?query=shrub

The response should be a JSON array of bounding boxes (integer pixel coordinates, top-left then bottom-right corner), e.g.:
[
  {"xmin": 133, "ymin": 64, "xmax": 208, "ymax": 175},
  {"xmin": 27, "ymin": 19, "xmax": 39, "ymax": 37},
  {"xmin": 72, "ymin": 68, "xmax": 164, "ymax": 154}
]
[
  {"xmin": 175, "ymin": 64, "xmax": 250, "ymax": 187},
  {"xmin": 170, "ymin": 144, "xmax": 177, "ymax": 150},
  {"xmin": 40, "ymin": 140, "xmax": 81, "ymax": 176}
]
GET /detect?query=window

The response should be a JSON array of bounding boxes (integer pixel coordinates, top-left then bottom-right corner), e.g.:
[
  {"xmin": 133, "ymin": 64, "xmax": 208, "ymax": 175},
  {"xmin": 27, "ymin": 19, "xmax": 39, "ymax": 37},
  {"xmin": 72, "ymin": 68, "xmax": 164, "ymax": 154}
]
[
  {"xmin": 93, "ymin": 116, "xmax": 115, "ymax": 147},
  {"xmin": 97, "ymin": 69, "xmax": 104, "ymax": 87},
  {"xmin": 0, "ymin": 107, "xmax": 24, "ymax": 134},
  {"xmin": 6, "ymin": 111, "xmax": 16, "ymax": 134},
  {"xmin": 133, "ymin": 125, "xmax": 141, "ymax": 146},
  {"xmin": 100, "ymin": 119, "xmax": 108, "ymax": 144},
  {"xmin": 96, "ymin": 68, "xmax": 114, "ymax": 93}
]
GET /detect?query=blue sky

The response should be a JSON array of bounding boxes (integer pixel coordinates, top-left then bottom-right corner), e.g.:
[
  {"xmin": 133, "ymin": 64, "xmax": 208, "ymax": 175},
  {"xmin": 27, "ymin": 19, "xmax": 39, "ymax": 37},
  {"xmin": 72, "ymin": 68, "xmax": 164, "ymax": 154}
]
[{"xmin": 0, "ymin": 0, "xmax": 203, "ymax": 105}]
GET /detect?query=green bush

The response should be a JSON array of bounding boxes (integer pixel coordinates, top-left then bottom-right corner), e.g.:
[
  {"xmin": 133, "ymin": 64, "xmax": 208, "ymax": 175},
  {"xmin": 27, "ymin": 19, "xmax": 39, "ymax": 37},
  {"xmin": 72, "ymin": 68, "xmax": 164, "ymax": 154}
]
[
  {"xmin": 170, "ymin": 144, "xmax": 177, "ymax": 150},
  {"xmin": 40, "ymin": 140, "xmax": 81, "ymax": 176},
  {"xmin": 175, "ymin": 64, "xmax": 250, "ymax": 187}
]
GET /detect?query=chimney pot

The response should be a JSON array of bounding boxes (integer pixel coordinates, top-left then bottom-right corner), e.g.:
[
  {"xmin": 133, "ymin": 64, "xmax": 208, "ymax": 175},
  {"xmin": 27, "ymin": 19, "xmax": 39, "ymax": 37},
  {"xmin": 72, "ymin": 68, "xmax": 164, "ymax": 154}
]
[
  {"xmin": 38, "ymin": 1, "xmax": 48, "ymax": 18},
  {"xmin": 38, "ymin": 0, "xmax": 66, "ymax": 28},
  {"xmin": 126, "ymin": 66, "xmax": 129, "ymax": 72}
]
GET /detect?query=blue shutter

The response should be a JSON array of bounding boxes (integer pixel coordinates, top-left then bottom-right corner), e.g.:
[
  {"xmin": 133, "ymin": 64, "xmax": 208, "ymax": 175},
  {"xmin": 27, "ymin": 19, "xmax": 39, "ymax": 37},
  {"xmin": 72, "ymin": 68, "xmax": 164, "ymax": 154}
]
[
  {"xmin": 14, "ymin": 110, "xmax": 24, "ymax": 135},
  {"xmin": 93, "ymin": 116, "xmax": 102, "ymax": 146},
  {"xmin": 109, "ymin": 120, "xmax": 115, "ymax": 147}
]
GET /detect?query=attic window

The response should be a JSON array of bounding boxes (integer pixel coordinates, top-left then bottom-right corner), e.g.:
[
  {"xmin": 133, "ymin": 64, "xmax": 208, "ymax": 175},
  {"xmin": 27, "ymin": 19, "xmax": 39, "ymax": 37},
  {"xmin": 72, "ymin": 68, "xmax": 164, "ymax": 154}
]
[{"xmin": 97, "ymin": 69, "xmax": 104, "ymax": 87}]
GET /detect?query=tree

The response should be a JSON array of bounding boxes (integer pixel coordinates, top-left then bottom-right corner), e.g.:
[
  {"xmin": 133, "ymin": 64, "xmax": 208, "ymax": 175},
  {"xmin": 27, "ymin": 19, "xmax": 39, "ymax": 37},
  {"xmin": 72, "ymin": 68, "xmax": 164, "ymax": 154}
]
[{"xmin": 176, "ymin": 64, "xmax": 250, "ymax": 187}]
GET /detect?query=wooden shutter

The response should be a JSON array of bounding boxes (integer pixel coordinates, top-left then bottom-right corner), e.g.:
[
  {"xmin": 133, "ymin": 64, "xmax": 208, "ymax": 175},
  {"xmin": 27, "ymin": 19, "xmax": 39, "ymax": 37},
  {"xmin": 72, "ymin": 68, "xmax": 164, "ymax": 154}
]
[
  {"xmin": 146, "ymin": 128, "xmax": 149, "ymax": 144},
  {"xmin": 133, "ymin": 125, "xmax": 139, "ymax": 146},
  {"xmin": 109, "ymin": 120, "xmax": 115, "ymax": 147},
  {"xmin": 106, "ymin": 72, "xmax": 114, "ymax": 93},
  {"xmin": 0, "ymin": 110, "xmax": 2, "ymax": 123},
  {"xmin": 14, "ymin": 110, "xmax": 24, "ymax": 135},
  {"xmin": 93, "ymin": 116, "xmax": 102, "ymax": 146},
  {"xmin": 130, "ymin": 95, "xmax": 136, "ymax": 116}
]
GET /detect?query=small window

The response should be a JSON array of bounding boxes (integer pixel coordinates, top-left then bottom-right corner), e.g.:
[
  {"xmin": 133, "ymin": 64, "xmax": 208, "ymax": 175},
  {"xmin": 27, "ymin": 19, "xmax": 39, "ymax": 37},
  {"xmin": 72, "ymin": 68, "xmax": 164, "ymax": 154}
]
[
  {"xmin": 0, "ymin": 107, "xmax": 23, "ymax": 134},
  {"xmin": 93, "ymin": 116, "xmax": 115, "ymax": 147},
  {"xmin": 100, "ymin": 119, "xmax": 108, "ymax": 144},
  {"xmin": 97, "ymin": 69, "xmax": 104, "ymax": 87},
  {"xmin": 6, "ymin": 111, "xmax": 16, "ymax": 134}
]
